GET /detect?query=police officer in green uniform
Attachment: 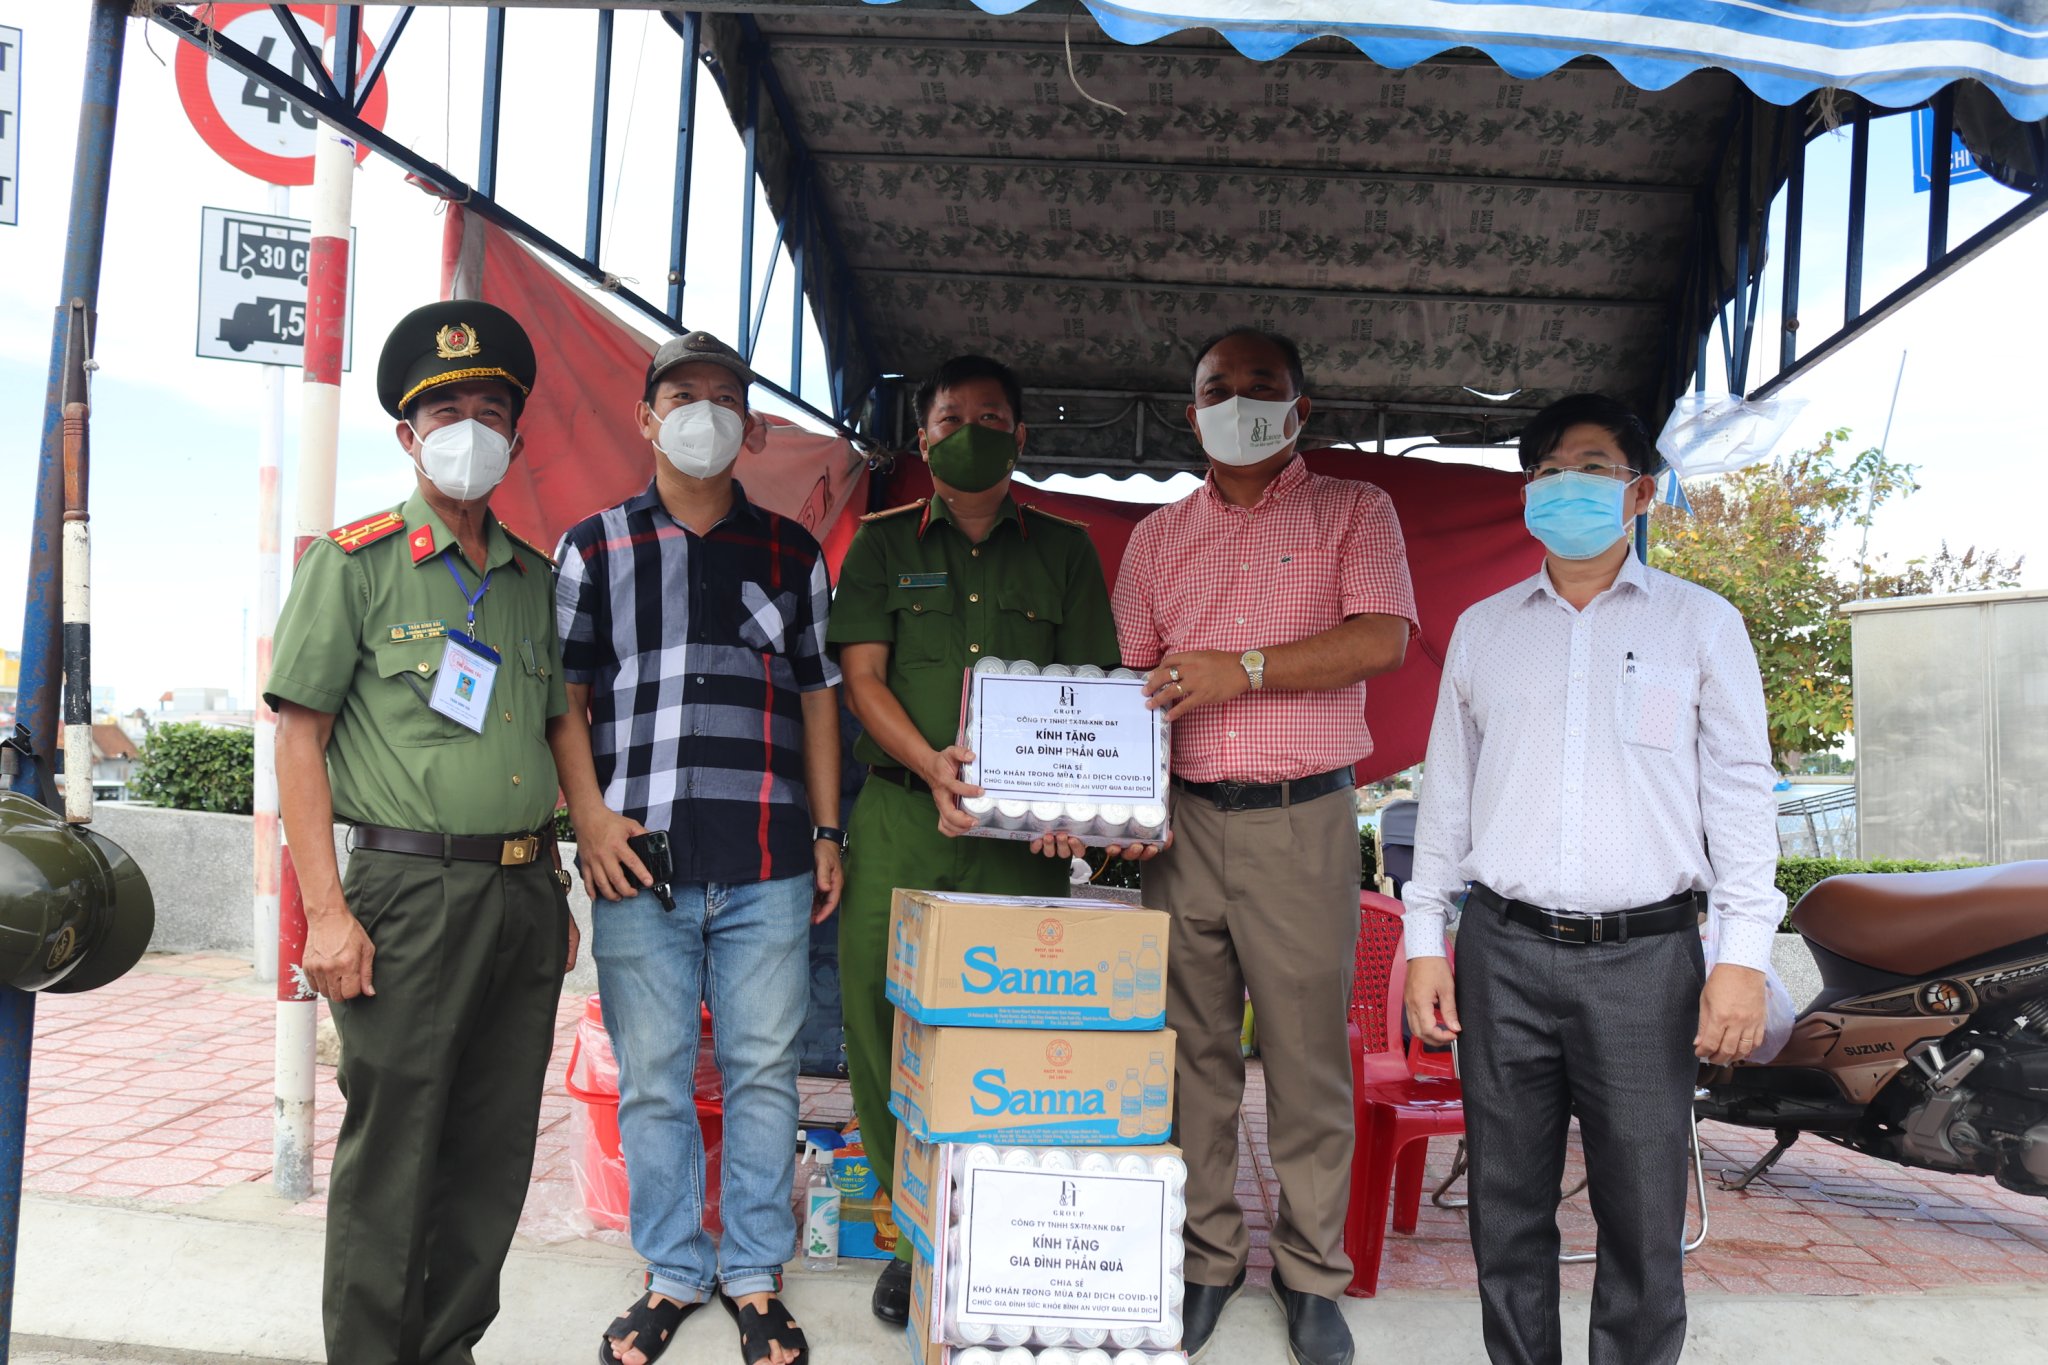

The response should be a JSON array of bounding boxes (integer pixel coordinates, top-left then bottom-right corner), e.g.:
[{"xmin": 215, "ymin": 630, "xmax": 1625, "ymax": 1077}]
[
  {"xmin": 829, "ymin": 355, "xmax": 1122, "ymax": 1323},
  {"xmin": 267, "ymin": 301, "xmax": 575, "ymax": 1365}
]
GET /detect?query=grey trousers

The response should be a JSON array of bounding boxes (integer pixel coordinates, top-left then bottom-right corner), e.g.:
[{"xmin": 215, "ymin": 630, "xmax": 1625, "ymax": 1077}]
[
  {"xmin": 1145, "ymin": 782, "xmax": 1360, "ymax": 1297},
  {"xmin": 1454, "ymin": 899, "xmax": 1704, "ymax": 1365}
]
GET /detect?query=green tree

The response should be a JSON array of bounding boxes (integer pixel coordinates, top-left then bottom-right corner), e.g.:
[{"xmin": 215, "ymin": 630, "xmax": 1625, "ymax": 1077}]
[
  {"xmin": 1652, "ymin": 430, "xmax": 2020, "ymax": 768},
  {"xmin": 130, "ymin": 722, "xmax": 256, "ymax": 815}
]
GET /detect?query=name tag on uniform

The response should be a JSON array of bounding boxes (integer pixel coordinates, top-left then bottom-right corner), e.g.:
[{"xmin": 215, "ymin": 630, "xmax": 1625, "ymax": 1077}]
[
  {"xmin": 897, "ymin": 573, "xmax": 948, "ymax": 589},
  {"xmin": 387, "ymin": 619, "xmax": 447, "ymax": 642},
  {"xmin": 429, "ymin": 631, "xmax": 500, "ymax": 733}
]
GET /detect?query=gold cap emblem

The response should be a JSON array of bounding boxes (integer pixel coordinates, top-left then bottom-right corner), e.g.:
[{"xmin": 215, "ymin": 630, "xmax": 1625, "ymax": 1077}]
[{"xmin": 435, "ymin": 323, "xmax": 482, "ymax": 360}]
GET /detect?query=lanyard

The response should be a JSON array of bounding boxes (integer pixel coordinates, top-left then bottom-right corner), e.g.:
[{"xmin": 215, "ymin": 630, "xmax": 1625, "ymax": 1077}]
[{"xmin": 443, "ymin": 553, "xmax": 494, "ymax": 630}]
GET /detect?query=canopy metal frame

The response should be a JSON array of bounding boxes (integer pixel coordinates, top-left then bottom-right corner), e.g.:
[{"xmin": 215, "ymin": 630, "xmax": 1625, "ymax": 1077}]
[{"xmin": 134, "ymin": 4, "xmax": 2048, "ymax": 476}]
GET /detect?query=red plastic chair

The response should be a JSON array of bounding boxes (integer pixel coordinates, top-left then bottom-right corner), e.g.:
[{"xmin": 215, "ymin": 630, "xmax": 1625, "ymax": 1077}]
[{"xmin": 1344, "ymin": 892, "xmax": 1465, "ymax": 1298}]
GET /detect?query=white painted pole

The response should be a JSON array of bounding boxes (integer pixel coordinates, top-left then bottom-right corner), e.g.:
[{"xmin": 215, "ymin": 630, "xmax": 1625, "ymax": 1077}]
[
  {"xmin": 275, "ymin": 121, "xmax": 354, "ymax": 1204},
  {"xmin": 253, "ymin": 183, "xmax": 288, "ymax": 984},
  {"xmin": 59, "ymin": 301, "xmax": 93, "ymax": 827}
]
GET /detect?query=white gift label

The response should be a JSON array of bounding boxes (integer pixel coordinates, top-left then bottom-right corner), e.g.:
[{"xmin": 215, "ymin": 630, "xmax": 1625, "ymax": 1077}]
[
  {"xmin": 968, "ymin": 675, "xmax": 1163, "ymax": 804},
  {"xmin": 957, "ymin": 1165, "xmax": 1171, "ymax": 1327}
]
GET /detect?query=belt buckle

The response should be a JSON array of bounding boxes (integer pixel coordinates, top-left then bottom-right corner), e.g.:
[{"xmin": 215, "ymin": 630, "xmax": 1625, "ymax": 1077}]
[
  {"xmin": 500, "ymin": 836, "xmax": 539, "ymax": 866},
  {"xmin": 1214, "ymin": 781, "xmax": 1245, "ymax": 811},
  {"xmin": 1589, "ymin": 915, "xmax": 1604, "ymax": 944}
]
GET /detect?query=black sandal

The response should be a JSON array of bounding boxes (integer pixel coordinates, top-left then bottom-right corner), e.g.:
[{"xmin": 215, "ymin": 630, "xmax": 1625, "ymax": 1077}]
[
  {"xmin": 599, "ymin": 1291, "xmax": 702, "ymax": 1365},
  {"xmin": 718, "ymin": 1291, "xmax": 810, "ymax": 1365}
]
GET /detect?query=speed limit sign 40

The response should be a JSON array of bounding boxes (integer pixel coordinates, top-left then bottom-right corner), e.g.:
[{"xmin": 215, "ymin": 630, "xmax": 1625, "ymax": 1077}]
[{"xmin": 174, "ymin": 4, "xmax": 388, "ymax": 186}]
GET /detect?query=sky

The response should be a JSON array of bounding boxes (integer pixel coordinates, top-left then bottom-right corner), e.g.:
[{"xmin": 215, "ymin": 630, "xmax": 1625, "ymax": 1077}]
[{"xmin": 1, "ymin": 2, "xmax": 2043, "ymax": 717}]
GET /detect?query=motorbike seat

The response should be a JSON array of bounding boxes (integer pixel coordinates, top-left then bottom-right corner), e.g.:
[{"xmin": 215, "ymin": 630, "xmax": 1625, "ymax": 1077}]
[{"xmin": 1792, "ymin": 861, "xmax": 2048, "ymax": 977}]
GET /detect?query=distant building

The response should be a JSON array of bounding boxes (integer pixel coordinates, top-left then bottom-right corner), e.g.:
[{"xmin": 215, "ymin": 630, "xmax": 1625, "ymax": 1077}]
[
  {"xmin": 152, "ymin": 687, "xmax": 253, "ymax": 732},
  {"xmin": 55, "ymin": 723, "xmax": 143, "ymax": 801}
]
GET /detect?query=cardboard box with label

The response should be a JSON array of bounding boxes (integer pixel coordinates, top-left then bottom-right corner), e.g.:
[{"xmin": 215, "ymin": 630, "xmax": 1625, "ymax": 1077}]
[
  {"xmin": 903, "ymin": 1245, "xmax": 947, "ymax": 1365},
  {"xmin": 888, "ymin": 889, "xmax": 1170, "ymax": 1030},
  {"xmin": 890, "ymin": 1013, "xmax": 1176, "ymax": 1145},
  {"xmin": 893, "ymin": 1125, "xmax": 948, "ymax": 1264}
]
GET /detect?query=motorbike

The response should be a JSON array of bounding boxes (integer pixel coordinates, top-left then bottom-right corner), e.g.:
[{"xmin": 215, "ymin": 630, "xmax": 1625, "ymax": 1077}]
[{"xmin": 1696, "ymin": 861, "xmax": 2048, "ymax": 1196}]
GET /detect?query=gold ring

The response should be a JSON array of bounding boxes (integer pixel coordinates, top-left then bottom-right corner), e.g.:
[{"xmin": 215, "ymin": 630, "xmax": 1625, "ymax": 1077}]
[{"xmin": 1175, "ymin": 681, "xmax": 1186, "ymax": 695}]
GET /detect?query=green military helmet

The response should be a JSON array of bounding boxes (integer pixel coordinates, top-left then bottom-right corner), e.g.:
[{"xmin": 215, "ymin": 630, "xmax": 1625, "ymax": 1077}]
[
  {"xmin": 0, "ymin": 790, "xmax": 155, "ymax": 992},
  {"xmin": 376, "ymin": 299, "xmax": 537, "ymax": 419}
]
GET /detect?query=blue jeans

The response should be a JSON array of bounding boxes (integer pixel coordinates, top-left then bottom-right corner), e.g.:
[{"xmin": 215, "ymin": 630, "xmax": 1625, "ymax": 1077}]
[{"xmin": 593, "ymin": 875, "xmax": 811, "ymax": 1302}]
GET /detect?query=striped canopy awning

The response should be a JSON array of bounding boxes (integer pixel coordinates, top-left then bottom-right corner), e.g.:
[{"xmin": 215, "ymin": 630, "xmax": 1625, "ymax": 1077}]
[{"xmin": 964, "ymin": 0, "xmax": 2048, "ymax": 120}]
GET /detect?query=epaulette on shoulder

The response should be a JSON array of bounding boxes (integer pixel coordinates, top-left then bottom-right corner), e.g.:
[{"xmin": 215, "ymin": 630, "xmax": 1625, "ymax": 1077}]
[
  {"xmin": 502, "ymin": 524, "xmax": 556, "ymax": 568},
  {"xmin": 326, "ymin": 508, "xmax": 407, "ymax": 553},
  {"xmin": 860, "ymin": 501, "xmax": 925, "ymax": 523},
  {"xmin": 1021, "ymin": 503, "xmax": 1090, "ymax": 531}
]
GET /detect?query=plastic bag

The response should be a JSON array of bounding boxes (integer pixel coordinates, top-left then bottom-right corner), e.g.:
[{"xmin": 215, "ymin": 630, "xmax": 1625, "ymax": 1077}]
[
  {"xmin": 1655, "ymin": 393, "xmax": 1807, "ymax": 481},
  {"xmin": 1702, "ymin": 909, "xmax": 1796, "ymax": 1063}
]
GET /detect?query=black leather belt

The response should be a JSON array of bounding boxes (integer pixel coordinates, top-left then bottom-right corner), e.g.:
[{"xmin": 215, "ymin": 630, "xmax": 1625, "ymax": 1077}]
[
  {"xmin": 1169, "ymin": 766, "xmax": 1352, "ymax": 813},
  {"xmin": 867, "ymin": 765, "xmax": 931, "ymax": 795},
  {"xmin": 1470, "ymin": 883, "xmax": 1704, "ymax": 946},
  {"xmin": 351, "ymin": 823, "xmax": 550, "ymax": 867}
]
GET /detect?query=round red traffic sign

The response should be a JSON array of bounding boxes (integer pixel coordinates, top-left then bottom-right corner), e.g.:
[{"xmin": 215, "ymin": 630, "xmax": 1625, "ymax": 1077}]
[{"xmin": 174, "ymin": 4, "xmax": 388, "ymax": 187}]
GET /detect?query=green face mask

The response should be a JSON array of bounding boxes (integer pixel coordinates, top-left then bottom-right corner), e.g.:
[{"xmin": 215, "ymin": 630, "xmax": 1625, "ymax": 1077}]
[{"xmin": 925, "ymin": 422, "xmax": 1018, "ymax": 494}]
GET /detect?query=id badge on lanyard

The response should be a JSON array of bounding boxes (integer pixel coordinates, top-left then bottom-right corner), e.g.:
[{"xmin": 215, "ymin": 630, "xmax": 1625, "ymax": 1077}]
[{"xmin": 429, "ymin": 555, "xmax": 499, "ymax": 733}]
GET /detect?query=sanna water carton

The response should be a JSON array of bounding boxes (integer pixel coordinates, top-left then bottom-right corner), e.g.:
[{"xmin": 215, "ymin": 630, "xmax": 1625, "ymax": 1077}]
[
  {"xmin": 890, "ymin": 1013, "xmax": 1176, "ymax": 1145},
  {"xmin": 887, "ymin": 889, "xmax": 1169, "ymax": 1030}
]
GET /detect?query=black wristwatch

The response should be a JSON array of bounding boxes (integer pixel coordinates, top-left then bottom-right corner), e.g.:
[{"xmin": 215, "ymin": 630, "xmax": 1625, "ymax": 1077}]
[{"xmin": 813, "ymin": 825, "xmax": 848, "ymax": 849}]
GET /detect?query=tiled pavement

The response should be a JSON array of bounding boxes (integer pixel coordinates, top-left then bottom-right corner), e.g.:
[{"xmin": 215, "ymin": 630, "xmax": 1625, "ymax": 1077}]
[{"xmin": 25, "ymin": 953, "xmax": 2048, "ymax": 1298}]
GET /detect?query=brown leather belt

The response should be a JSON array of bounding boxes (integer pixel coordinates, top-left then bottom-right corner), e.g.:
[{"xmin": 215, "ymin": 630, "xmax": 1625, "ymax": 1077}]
[
  {"xmin": 351, "ymin": 823, "xmax": 549, "ymax": 867},
  {"xmin": 1469, "ymin": 883, "xmax": 1704, "ymax": 946},
  {"xmin": 867, "ymin": 765, "xmax": 932, "ymax": 795}
]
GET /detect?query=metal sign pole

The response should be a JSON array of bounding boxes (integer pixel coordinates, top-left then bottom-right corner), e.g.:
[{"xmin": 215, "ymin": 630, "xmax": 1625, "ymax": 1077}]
[
  {"xmin": 3, "ymin": 3, "xmax": 127, "ymax": 1347},
  {"xmin": 274, "ymin": 9, "xmax": 358, "ymax": 1208}
]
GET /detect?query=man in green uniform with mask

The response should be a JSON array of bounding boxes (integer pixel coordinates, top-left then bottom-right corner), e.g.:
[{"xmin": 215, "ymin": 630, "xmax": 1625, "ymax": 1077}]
[
  {"xmin": 828, "ymin": 354, "xmax": 1124, "ymax": 1324},
  {"xmin": 267, "ymin": 301, "xmax": 576, "ymax": 1365}
]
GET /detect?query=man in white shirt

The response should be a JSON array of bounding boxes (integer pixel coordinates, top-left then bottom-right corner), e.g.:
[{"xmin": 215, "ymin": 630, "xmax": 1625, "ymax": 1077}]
[{"xmin": 1403, "ymin": 393, "xmax": 1779, "ymax": 1365}]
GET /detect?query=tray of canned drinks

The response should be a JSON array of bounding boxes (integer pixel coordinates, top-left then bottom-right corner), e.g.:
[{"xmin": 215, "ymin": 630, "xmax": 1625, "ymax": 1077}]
[{"xmin": 954, "ymin": 658, "xmax": 1170, "ymax": 850}]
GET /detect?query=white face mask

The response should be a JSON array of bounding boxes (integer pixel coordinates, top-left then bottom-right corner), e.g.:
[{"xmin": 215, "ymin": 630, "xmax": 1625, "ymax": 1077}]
[
  {"xmin": 408, "ymin": 418, "xmax": 513, "ymax": 501},
  {"xmin": 1194, "ymin": 394, "xmax": 1300, "ymax": 467},
  {"xmin": 654, "ymin": 400, "xmax": 747, "ymax": 480}
]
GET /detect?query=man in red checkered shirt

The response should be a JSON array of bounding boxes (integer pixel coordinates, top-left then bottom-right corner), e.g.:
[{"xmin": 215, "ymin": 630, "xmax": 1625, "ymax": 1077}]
[{"xmin": 1112, "ymin": 327, "xmax": 1418, "ymax": 1365}]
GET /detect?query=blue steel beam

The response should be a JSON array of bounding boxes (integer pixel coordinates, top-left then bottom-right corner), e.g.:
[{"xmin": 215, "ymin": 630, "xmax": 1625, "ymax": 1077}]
[
  {"xmin": 333, "ymin": 6, "xmax": 360, "ymax": 113},
  {"xmin": 268, "ymin": 4, "xmax": 343, "ymax": 105},
  {"xmin": 354, "ymin": 5, "xmax": 413, "ymax": 113},
  {"xmin": 789, "ymin": 179, "xmax": 806, "ymax": 393},
  {"xmin": 745, "ymin": 208, "xmax": 790, "ymax": 362},
  {"xmin": 1928, "ymin": 90, "xmax": 1955, "ymax": 267},
  {"xmin": 585, "ymin": 8, "xmax": 612, "ymax": 265},
  {"xmin": 1780, "ymin": 141, "xmax": 1806, "ymax": 373},
  {"xmin": 4, "ymin": 7, "xmax": 127, "ymax": 1351},
  {"xmin": 1845, "ymin": 118, "xmax": 1871, "ymax": 322},
  {"xmin": 667, "ymin": 11, "xmax": 701, "ymax": 321},
  {"xmin": 478, "ymin": 7, "xmax": 506, "ymax": 201},
  {"xmin": 738, "ymin": 64, "xmax": 758, "ymax": 345}
]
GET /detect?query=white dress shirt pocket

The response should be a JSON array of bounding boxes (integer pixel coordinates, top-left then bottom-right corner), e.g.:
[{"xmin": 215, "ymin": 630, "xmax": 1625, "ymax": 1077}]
[{"xmin": 1618, "ymin": 659, "xmax": 1695, "ymax": 752}]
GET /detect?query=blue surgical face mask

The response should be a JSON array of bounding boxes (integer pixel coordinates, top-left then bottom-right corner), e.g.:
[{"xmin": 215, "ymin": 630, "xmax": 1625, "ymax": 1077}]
[{"xmin": 1523, "ymin": 469, "xmax": 1634, "ymax": 560}]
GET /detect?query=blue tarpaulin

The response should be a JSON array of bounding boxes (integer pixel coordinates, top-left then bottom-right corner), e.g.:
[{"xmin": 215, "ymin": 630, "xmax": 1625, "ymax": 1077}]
[{"xmin": 919, "ymin": 1, "xmax": 2048, "ymax": 119}]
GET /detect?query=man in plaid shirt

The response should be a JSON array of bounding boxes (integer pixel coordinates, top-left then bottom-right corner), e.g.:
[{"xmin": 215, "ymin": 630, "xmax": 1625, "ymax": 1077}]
[
  {"xmin": 551, "ymin": 332, "xmax": 840, "ymax": 1365},
  {"xmin": 1112, "ymin": 328, "xmax": 1418, "ymax": 1365}
]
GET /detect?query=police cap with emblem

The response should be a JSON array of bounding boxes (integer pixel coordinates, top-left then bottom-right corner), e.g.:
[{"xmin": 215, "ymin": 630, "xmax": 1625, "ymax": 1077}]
[
  {"xmin": 645, "ymin": 330, "xmax": 754, "ymax": 401},
  {"xmin": 376, "ymin": 300, "xmax": 537, "ymax": 420}
]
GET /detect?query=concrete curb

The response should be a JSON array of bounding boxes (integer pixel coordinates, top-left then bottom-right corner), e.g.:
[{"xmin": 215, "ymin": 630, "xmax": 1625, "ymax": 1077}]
[{"xmin": 19, "ymin": 1191, "xmax": 2048, "ymax": 1364}]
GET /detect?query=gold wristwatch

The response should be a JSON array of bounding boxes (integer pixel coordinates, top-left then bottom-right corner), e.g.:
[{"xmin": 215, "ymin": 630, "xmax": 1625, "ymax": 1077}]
[
  {"xmin": 550, "ymin": 868, "xmax": 573, "ymax": 894},
  {"xmin": 1240, "ymin": 648, "xmax": 1267, "ymax": 690}
]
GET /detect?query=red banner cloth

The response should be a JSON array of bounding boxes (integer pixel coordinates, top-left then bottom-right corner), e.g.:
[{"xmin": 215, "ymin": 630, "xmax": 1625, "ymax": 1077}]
[
  {"xmin": 877, "ymin": 454, "xmax": 1541, "ymax": 784},
  {"xmin": 437, "ymin": 205, "xmax": 869, "ymax": 554}
]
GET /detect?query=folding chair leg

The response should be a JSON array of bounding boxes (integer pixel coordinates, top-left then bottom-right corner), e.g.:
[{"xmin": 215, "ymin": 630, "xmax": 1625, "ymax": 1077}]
[{"xmin": 1559, "ymin": 1108, "xmax": 1709, "ymax": 1263}]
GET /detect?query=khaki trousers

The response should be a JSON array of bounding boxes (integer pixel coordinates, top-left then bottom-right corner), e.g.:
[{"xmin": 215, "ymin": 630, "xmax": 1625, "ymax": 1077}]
[{"xmin": 1145, "ymin": 782, "xmax": 1360, "ymax": 1298}]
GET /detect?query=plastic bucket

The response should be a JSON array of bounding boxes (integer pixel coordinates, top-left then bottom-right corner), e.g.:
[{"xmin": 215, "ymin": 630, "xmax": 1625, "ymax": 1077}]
[{"xmin": 565, "ymin": 996, "xmax": 724, "ymax": 1232}]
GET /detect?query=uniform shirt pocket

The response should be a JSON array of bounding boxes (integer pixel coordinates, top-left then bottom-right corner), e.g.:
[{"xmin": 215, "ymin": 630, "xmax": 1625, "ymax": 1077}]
[
  {"xmin": 993, "ymin": 580, "xmax": 1063, "ymax": 660},
  {"xmin": 885, "ymin": 583, "xmax": 956, "ymax": 665},
  {"xmin": 372, "ymin": 638, "xmax": 477, "ymax": 747},
  {"xmin": 1617, "ymin": 659, "xmax": 1696, "ymax": 752}
]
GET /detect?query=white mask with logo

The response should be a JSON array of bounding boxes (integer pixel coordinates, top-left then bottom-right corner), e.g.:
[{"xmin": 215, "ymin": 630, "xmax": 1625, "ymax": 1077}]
[
  {"xmin": 655, "ymin": 400, "xmax": 747, "ymax": 479},
  {"xmin": 408, "ymin": 418, "xmax": 514, "ymax": 501},
  {"xmin": 1194, "ymin": 395, "xmax": 1300, "ymax": 467}
]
